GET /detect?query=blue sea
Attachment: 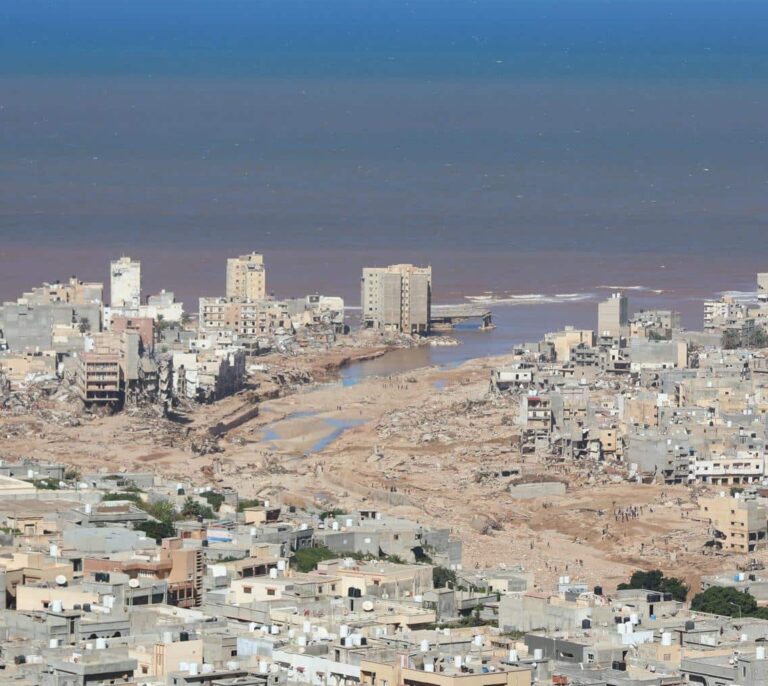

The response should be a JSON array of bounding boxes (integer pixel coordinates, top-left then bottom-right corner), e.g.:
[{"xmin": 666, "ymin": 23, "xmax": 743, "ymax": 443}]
[{"xmin": 1, "ymin": 0, "xmax": 767, "ymax": 361}]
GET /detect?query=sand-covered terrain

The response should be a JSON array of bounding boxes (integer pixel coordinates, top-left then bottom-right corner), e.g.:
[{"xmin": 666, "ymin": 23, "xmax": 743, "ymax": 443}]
[{"xmin": 0, "ymin": 344, "xmax": 750, "ymax": 593}]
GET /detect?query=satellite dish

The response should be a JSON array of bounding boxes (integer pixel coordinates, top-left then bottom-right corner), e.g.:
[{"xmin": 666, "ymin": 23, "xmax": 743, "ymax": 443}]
[
  {"xmin": 128, "ymin": 579, "xmax": 140, "ymax": 588},
  {"xmin": 55, "ymin": 575, "xmax": 68, "ymax": 586},
  {"xmin": 362, "ymin": 600, "xmax": 374, "ymax": 612}
]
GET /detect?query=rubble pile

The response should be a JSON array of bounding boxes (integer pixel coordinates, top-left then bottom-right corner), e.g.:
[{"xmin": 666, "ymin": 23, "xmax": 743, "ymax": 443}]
[{"xmin": 0, "ymin": 376, "xmax": 84, "ymax": 428}]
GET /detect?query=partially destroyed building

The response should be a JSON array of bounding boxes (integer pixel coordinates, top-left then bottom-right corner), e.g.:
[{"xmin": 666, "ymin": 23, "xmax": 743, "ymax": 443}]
[{"xmin": 361, "ymin": 264, "xmax": 432, "ymax": 334}]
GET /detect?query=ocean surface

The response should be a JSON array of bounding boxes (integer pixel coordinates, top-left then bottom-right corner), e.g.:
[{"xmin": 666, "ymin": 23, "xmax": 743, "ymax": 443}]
[{"xmin": 1, "ymin": 0, "xmax": 767, "ymax": 365}]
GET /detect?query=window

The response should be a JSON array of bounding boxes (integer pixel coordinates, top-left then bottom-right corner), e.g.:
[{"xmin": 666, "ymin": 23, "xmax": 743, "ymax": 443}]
[
  {"xmin": 243, "ymin": 586, "xmax": 252, "ymax": 594},
  {"xmin": 267, "ymin": 588, "xmax": 276, "ymax": 596}
]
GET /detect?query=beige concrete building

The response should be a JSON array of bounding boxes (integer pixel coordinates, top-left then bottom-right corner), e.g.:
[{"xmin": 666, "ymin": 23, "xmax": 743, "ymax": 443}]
[
  {"xmin": 16, "ymin": 584, "xmax": 99, "ymax": 612},
  {"xmin": 316, "ymin": 559, "xmax": 434, "ymax": 600},
  {"xmin": 361, "ymin": 658, "xmax": 531, "ymax": 686},
  {"xmin": 131, "ymin": 638, "xmax": 204, "ymax": 680},
  {"xmin": 0, "ymin": 475, "xmax": 38, "ymax": 497},
  {"xmin": 597, "ymin": 292, "xmax": 628, "ymax": 337},
  {"xmin": 361, "ymin": 264, "xmax": 432, "ymax": 334},
  {"xmin": 20, "ymin": 277, "xmax": 104, "ymax": 306},
  {"xmin": 75, "ymin": 351, "xmax": 122, "ymax": 404},
  {"xmin": 545, "ymin": 327, "xmax": 595, "ymax": 362},
  {"xmin": 700, "ymin": 493, "xmax": 768, "ymax": 553},
  {"xmin": 198, "ymin": 297, "xmax": 291, "ymax": 336},
  {"xmin": 110, "ymin": 256, "xmax": 142, "ymax": 309},
  {"xmin": 84, "ymin": 539, "xmax": 204, "ymax": 608},
  {"xmin": 226, "ymin": 253, "xmax": 266, "ymax": 301},
  {"xmin": 0, "ymin": 351, "xmax": 56, "ymax": 386}
]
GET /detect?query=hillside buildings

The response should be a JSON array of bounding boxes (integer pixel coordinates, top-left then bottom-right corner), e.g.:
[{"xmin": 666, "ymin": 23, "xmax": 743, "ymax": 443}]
[
  {"xmin": 361, "ymin": 264, "xmax": 432, "ymax": 334},
  {"xmin": 4, "ymin": 464, "xmax": 768, "ymax": 686}
]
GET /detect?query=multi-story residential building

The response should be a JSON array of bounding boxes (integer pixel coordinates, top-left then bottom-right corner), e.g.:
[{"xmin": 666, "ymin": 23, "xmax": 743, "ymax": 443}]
[
  {"xmin": 139, "ymin": 289, "xmax": 184, "ymax": 323},
  {"xmin": 172, "ymin": 347, "xmax": 245, "ymax": 402},
  {"xmin": 361, "ymin": 264, "xmax": 432, "ymax": 334},
  {"xmin": 703, "ymin": 295, "xmax": 750, "ymax": 332},
  {"xmin": 110, "ymin": 256, "xmax": 142, "ymax": 309},
  {"xmin": 699, "ymin": 493, "xmax": 768, "ymax": 553},
  {"xmin": 545, "ymin": 327, "xmax": 595, "ymax": 362},
  {"xmin": 690, "ymin": 450, "xmax": 765, "ymax": 486},
  {"xmin": 226, "ymin": 253, "xmax": 266, "ymax": 301},
  {"xmin": 75, "ymin": 351, "xmax": 122, "ymax": 405},
  {"xmin": 629, "ymin": 309, "xmax": 682, "ymax": 332},
  {"xmin": 198, "ymin": 298, "xmax": 292, "ymax": 337},
  {"xmin": 19, "ymin": 277, "xmax": 104, "ymax": 307},
  {"xmin": 597, "ymin": 292, "xmax": 628, "ymax": 337},
  {"xmin": 84, "ymin": 538, "xmax": 204, "ymax": 608},
  {"xmin": 519, "ymin": 392, "xmax": 553, "ymax": 454},
  {"xmin": 0, "ymin": 281, "xmax": 103, "ymax": 353},
  {"xmin": 74, "ymin": 329, "xmax": 148, "ymax": 405}
]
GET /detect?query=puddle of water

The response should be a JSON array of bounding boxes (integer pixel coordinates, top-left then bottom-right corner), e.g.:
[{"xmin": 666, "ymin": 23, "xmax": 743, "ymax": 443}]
[
  {"xmin": 261, "ymin": 428, "xmax": 280, "ymax": 442},
  {"xmin": 309, "ymin": 418, "xmax": 364, "ymax": 454},
  {"xmin": 433, "ymin": 380, "xmax": 447, "ymax": 391}
]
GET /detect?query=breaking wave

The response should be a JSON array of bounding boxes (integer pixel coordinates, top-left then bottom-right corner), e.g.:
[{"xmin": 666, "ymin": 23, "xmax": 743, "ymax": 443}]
[
  {"xmin": 463, "ymin": 292, "xmax": 595, "ymax": 306},
  {"xmin": 720, "ymin": 290, "xmax": 758, "ymax": 302},
  {"xmin": 597, "ymin": 285, "xmax": 665, "ymax": 294}
]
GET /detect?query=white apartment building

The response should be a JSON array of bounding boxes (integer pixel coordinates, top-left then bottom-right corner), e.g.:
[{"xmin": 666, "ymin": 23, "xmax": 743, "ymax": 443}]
[
  {"xmin": 691, "ymin": 450, "xmax": 766, "ymax": 485},
  {"xmin": 110, "ymin": 256, "xmax": 142, "ymax": 309}
]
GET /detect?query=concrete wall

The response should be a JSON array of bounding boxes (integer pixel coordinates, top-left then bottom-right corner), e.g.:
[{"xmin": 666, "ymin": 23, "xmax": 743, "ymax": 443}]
[{"xmin": 498, "ymin": 594, "xmax": 590, "ymax": 632}]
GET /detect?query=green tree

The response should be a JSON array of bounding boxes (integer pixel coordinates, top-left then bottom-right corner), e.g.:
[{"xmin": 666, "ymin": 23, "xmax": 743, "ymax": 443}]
[
  {"xmin": 722, "ymin": 330, "xmax": 741, "ymax": 350},
  {"xmin": 26, "ymin": 478, "xmax": 60, "ymax": 490},
  {"xmin": 180, "ymin": 497, "xmax": 215, "ymax": 520},
  {"xmin": 155, "ymin": 314, "xmax": 168, "ymax": 331},
  {"xmin": 135, "ymin": 520, "xmax": 176, "ymax": 543},
  {"xmin": 691, "ymin": 587, "xmax": 759, "ymax": 616},
  {"xmin": 617, "ymin": 569, "xmax": 689, "ymax": 601},
  {"xmin": 751, "ymin": 327, "xmax": 768, "ymax": 348},
  {"xmin": 201, "ymin": 491, "xmax": 225, "ymax": 512},
  {"xmin": 141, "ymin": 499, "xmax": 178, "ymax": 523},
  {"xmin": 433, "ymin": 566, "xmax": 458, "ymax": 589},
  {"xmin": 319, "ymin": 509, "xmax": 345, "ymax": 521},
  {"xmin": 237, "ymin": 498, "xmax": 263, "ymax": 512}
]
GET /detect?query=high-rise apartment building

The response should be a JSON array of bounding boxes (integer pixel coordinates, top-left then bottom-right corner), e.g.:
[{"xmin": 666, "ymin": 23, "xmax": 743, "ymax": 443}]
[
  {"xmin": 597, "ymin": 292, "xmax": 628, "ymax": 337},
  {"xmin": 226, "ymin": 253, "xmax": 266, "ymax": 301},
  {"xmin": 361, "ymin": 264, "xmax": 432, "ymax": 334},
  {"xmin": 110, "ymin": 256, "xmax": 142, "ymax": 309}
]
